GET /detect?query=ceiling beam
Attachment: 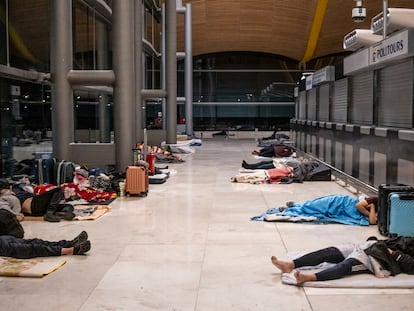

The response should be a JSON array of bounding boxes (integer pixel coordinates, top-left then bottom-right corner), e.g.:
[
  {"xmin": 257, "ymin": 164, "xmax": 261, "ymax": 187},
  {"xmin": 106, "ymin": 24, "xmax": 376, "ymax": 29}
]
[{"xmin": 300, "ymin": 0, "xmax": 329, "ymax": 64}]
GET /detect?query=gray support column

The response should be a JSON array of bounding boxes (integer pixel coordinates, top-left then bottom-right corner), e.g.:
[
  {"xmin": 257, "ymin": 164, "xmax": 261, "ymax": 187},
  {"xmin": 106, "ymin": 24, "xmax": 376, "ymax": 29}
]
[
  {"xmin": 97, "ymin": 21, "xmax": 111, "ymax": 143},
  {"xmin": 161, "ymin": 4, "xmax": 167, "ymax": 131},
  {"xmin": 50, "ymin": 0, "xmax": 74, "ymax": 160},
  {"xmin": 113, "ymin": 0, "xmax": 136, "ymax": 170},
  {"xmin": 184, "ymin": 4, "xmax": 193, "ymax": 136},
  {"xmin": 135, "ymin": 0, "xmax": 143, "ymax": 142},
  {"xmin": 98, "ymin": 94, "xmax": 111, "ymax": 143},
  {"xmin": 166, "ymin": 0, "xmax": 177, "ymax": 144}
]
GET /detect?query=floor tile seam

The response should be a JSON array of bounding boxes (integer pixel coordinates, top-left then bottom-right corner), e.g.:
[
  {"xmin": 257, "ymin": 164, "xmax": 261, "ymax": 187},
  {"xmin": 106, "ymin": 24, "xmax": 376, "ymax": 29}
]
[
  {"xmin": 303, "ymin": 289, "xmax": 414, "ymax": 295},
  {"xmin": 193, "ymin": 220, "xmax": 211, "ymax": 311},
  {"xmin": 123, "ymin": 242, "xmax": 209, "ymax": 246}
]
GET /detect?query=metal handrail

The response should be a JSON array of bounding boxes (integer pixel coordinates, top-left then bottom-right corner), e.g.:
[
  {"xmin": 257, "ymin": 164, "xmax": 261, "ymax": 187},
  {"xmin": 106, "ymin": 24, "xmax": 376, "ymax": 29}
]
[{"xmin": 302, "ymin": 153, "xmax": 378, "ymax": 196}]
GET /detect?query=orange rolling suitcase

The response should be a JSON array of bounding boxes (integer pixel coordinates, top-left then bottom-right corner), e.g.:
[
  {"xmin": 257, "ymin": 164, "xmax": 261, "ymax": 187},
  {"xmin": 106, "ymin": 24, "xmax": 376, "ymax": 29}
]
[{"xmin": 125, "ymin": 166, "xmax": 148, "ymax": 196}]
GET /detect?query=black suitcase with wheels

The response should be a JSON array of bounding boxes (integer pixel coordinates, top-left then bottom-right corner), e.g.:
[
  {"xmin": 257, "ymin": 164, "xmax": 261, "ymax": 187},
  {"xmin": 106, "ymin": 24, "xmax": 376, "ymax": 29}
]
[
  {"xmin": 56, "ymin": 160, "xmax": 76, "ymax": 185},
  {"xmin": 34, "ymin": 158, "xmax": 56, "ymax": 184},
  {"xmin": 377, "ymin": 183, "xmax": 414, "ymax": 236}
]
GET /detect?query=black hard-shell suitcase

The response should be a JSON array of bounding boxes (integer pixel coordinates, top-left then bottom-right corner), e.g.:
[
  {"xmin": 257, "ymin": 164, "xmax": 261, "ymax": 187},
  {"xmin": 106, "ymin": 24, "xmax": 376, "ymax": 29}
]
[
  {"xmin": 56, "ymin": 160, "xmax": 76, "ymax": 185},
  {"xmin": 377, "ymin": 183, "xmax": 414, "ymax": 236},
  {"xmin": 34, "ymin": 158, "xmax": 56, "ymax": 184}
]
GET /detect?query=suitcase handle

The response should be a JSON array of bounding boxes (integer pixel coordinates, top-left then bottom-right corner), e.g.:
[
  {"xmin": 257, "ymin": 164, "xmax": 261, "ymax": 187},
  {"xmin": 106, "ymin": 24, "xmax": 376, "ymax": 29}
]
[{"xmin": 396, "ymin": 193, "xmax": 414, "ymax": 200}]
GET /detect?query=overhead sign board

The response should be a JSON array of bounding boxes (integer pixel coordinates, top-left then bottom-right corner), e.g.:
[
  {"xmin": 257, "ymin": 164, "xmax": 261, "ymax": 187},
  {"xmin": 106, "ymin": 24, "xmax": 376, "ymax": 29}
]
[
  {"xmin": 370, "ymin": 29, "xmax": 409, "ymax": 65},
  {"xmin": 312, "ymin": 66, "xmax": 335, "ymax": 86}
]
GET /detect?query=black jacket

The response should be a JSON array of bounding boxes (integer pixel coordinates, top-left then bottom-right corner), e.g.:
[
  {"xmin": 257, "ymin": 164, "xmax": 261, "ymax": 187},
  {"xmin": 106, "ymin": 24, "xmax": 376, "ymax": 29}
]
[
  {"xmin": 364, "ymin": 236, "xmax": 414, "ymax": 275},
  {"xmin": 0, "ymin": 209, "xmax": 24, "ymax": 238}
]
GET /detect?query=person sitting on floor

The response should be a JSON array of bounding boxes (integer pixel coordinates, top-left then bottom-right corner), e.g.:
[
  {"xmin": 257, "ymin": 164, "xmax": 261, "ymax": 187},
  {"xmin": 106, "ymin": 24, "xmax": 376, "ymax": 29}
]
[
  {"xmin": 0, "ymin": 178, "xmax": 64, "ymax": 222},
  {"xmin": 271, "ymin": 236, "xmax": 414, "ymax": 285},
  {"xmin": 0, "ymin": 230, "xmax": 90, "ymax": 259}
]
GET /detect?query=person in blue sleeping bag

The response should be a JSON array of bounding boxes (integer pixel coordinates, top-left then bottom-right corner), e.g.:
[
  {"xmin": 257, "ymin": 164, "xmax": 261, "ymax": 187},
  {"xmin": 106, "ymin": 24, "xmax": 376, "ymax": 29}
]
[{"xmin": 252, "ymin": 194, "xmax": 377, "ymax": 226}]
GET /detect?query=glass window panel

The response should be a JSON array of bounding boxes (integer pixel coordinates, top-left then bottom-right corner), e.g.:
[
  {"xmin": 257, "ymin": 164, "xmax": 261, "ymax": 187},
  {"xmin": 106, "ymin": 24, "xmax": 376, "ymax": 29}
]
[
  {"xmin": 8, "ymin": 0, "xmax": 50, "ymax": 71},
  {"xmin": 74, "ymin": 90, "xmax": 113, "ymax": 143},
  {"xmin": 0, "ymin": 78, "xmax": 52, "ymax": 177},
  {"xmin": 73, "ymin": 3, "xmax": 112, "ymax": 70}
]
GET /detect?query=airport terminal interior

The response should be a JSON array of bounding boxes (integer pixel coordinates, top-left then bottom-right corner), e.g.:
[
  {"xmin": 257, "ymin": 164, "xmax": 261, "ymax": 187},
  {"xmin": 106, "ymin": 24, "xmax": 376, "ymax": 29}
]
[{"xmin": 1, "ymin": 1, "xmax": 414, "ymax": 310}]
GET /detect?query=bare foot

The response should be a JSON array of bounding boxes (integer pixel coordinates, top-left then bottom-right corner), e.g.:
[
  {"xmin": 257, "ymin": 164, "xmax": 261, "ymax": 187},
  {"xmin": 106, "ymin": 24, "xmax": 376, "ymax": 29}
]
[
  {"xmin": 271, "ymin": 256, "xmax": 294, "ymax": 273},
  {"xmin": 294, "ymin": 270, "xmax": 316, "ymax": 284}
]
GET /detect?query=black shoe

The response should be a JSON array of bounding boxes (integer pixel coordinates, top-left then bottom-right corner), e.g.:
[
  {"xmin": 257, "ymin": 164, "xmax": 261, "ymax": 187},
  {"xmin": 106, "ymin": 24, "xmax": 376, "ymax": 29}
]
[
  {"xmin": 71, "ymin": 231, "xmax": 88, "ymax": 247},
  {"xmin": 56, "ymin": 204, "xmax": 75, "ymax": 220},
  {"xmin": 56, "ymin": 211, "xmax": 75, "ymax": 220},
  {"xmin": 242, "ymin": 161, "xmax": 251, "ymax": 169},
  {"xmin": 43, "ymin": 212, "xmax": 61, "ymax": 222},
  {"xmin": 73, "ymin": 240, "xmax": 91, "ymax": 255},
  {"xmin": 63, "ymin": 212, "xmax": 75, "ymax": 220}
]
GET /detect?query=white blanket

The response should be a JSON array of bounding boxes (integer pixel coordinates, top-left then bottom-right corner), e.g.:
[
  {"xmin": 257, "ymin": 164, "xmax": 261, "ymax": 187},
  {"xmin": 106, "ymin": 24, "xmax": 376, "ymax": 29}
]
[
  {"xmin": 282, "ymin": 269, "xmax": 414, "ymax": 288},
  {"xmin": 280, "ymin": 252, "xmax": 414, "ymax": 288}
]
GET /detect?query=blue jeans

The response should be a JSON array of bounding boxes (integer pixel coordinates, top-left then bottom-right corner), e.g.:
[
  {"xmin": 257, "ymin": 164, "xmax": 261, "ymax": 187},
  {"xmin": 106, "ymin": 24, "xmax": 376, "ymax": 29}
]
[
  {"xmin": 0, "ymin": 235, "xmax": 72, "ymax": 258},
  {"xmin": 293, "ymin": 246, "xmax": 369, "ymax": 281}
]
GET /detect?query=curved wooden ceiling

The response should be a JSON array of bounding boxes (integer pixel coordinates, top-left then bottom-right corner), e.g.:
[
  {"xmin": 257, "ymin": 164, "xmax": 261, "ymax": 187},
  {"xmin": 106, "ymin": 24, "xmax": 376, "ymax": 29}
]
[{"xmin": 178, "ymin": 0, "xmax": 414, "ymax": 64}]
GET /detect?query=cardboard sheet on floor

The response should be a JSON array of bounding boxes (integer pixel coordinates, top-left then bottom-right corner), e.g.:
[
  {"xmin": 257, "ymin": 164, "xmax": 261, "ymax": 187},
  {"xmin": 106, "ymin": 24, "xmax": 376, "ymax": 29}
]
[
  {"xmin": 0, "ymin": 256, "xmax": 66, "ymax": 278},
  {"xmin": 24, "ymin": 205, "xmax": 111, "ymax": 221},
  {"xmin": 73, "ymin": 205, "xmax": 111, "ymax": 220}
]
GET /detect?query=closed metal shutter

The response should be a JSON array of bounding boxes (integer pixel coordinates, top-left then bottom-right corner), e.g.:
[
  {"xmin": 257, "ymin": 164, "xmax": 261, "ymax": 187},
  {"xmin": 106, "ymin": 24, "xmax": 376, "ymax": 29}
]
[
  {"xmin": 298, "ymin": 91, "xmax": 306, "ymax": 119},
  {"xmin": 318, "ymin": 84, "xmax": 330, "ymax": 121},
  {"xmin": 307, "ymin": 88, "xmax": 317, "ymax": 120},
  {"xmin": 332, "ymin": 78, "xmax": 348, "ymax": 123},
  {"xmin": 378, "ymin": 59, "xmax": 413, "ymax": 128},
  {"xmin": 351, "ymin": 71, "xmax": 374, "ymax": 125}
]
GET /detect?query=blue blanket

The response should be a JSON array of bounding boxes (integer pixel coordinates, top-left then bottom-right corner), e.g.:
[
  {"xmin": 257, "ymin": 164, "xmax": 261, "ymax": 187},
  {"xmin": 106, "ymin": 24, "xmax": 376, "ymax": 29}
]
[{"xmin": 251, "ymin": 194, "xmax": 369, "ymax": 226}]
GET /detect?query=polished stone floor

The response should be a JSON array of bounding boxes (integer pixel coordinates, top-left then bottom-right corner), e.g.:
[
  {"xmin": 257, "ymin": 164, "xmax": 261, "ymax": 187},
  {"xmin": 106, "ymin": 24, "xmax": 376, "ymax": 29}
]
[{"xmin": 2, "ymin": 138, "xmax": 413, "ymax": 311}]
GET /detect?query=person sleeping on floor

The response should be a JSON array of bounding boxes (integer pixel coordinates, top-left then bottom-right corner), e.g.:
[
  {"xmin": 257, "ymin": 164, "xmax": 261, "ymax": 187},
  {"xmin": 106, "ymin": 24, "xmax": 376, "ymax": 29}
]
[
  {"xmin": 271, "ymin": 235, "xmax": 414, "ymax": 285},
  {"xmin": 251, "ymin": 194, "xmax": 377, "ymax": 226},
  {"xmin": 0, "ymin": 231, "xmax": 91, "ymax": 259}
]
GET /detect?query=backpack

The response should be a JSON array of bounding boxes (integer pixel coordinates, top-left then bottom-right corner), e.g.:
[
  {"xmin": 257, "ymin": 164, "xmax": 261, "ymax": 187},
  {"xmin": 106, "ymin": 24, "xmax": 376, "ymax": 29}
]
[
  {"xmin": 303, "ymin": 161, "xmax": 332, "ymax": 181},
  {"xmin": 0, "ymin": 209, "xmax": 24, "ymax": 238}
]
